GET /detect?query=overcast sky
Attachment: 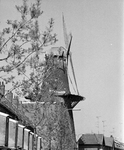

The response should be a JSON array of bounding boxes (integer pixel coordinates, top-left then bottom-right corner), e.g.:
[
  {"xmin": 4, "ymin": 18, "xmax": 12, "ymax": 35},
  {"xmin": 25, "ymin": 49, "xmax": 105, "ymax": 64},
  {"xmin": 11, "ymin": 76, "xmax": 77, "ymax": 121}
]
[{"xmin": 0, "ymin": 0, "xmax": 124, "ymax": 142}]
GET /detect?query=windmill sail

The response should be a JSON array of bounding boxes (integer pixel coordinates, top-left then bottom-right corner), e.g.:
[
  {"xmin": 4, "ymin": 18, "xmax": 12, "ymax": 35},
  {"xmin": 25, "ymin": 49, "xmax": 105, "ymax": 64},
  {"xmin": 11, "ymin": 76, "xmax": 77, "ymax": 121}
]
[
  {"xmin": 62, "ymin": 14, "xmax": 69, "ymax": 50},
  {"xmin": 62, "ymin": 15, "xmax": 85, "ymax": 108},
  {"xmin": 69, "ymin": 52, "xmax": 79, "ymax": 95},
  {"xmin": 62, "ymin": 15, "xmax": 79, "ymax": 95}
]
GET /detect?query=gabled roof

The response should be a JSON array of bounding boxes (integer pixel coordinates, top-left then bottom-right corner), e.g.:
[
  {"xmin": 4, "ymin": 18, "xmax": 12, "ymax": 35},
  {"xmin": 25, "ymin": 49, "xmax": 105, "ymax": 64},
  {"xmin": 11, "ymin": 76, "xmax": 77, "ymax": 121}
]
[
  {"xmin": 79, "ymin": 134, "xmax": 104, "ymax": 145},
  {"xmin": 104, "ymin": 137, "xmax": 114, "ymax": 147}
]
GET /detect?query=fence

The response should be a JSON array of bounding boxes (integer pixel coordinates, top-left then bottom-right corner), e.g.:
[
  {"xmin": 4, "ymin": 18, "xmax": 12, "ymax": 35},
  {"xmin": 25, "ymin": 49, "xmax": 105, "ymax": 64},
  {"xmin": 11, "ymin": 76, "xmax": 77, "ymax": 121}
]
[
  {"xmin": 0, "ymin": 82, "xmax": 34, "ymax": 128},
  {"xmin": 0, "ymin": 112, "xmax": 42, "ymax": 150}
]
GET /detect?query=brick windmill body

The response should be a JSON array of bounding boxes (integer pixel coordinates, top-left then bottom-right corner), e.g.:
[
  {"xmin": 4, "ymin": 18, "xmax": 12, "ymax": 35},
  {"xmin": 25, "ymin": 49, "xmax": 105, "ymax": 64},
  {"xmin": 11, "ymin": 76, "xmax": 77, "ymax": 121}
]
[{"xmin": 22, "ymin": 17, "xmax": 84, "ymax": 150}]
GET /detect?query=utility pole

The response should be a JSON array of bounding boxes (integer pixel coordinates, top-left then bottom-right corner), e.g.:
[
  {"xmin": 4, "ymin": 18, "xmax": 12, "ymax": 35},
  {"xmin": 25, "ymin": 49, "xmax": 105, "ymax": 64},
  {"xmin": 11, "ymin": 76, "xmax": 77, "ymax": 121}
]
[
  {"xmin": 120, "ymin": 123, "xmax": 123, "ymax": 141},
  {"xmin": 113, "ymin": 128, "xmax": 115, "ymax": 136},
  {"xmin": 96, "ymin": 116, "xmax": 100, "ymax": 134},
  {"xmin": 110, "ymin": 128, "xmax": 115, "ymax": 137},
  {"xmin": 102, "ymin": 120, "xmax": 106, "ymax": 135}
]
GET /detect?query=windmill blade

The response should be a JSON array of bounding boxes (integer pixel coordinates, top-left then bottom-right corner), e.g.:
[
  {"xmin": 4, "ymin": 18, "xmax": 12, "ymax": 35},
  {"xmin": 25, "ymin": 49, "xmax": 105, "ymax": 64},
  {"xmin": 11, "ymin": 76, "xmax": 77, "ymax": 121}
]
[
  {"xmin": 62, "ymin": 14, "xmax": 69, "ymax": 50},
  {"xmin": 69, "ymin": 52, "xmax": 79, "ymax": 95},
  {"xmin": 62, "ymin": 15, "xmax": 80, "ymax": 96},
  {"xmin": 62, "ymin": 14, "xmax": 73, "ymax": 64},
  {"xmin": 67, "ymin": 33, "xmax": 72, "ymax": 64}
]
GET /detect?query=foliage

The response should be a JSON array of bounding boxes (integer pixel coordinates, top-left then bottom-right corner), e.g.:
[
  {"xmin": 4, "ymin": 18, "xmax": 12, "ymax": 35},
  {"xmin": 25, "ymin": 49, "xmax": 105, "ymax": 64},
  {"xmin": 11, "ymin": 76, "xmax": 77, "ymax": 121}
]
[{"xmin": 0, "ymin": 0, "xmax": 57, "ymax": 99}]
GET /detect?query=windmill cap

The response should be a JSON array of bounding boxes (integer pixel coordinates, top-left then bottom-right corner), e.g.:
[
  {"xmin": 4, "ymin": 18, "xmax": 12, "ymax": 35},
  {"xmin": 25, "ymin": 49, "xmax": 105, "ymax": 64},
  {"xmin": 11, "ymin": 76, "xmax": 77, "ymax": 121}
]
[{"xmin": 46, "ymin": 46, "xmax": 67, "ymax": 57}]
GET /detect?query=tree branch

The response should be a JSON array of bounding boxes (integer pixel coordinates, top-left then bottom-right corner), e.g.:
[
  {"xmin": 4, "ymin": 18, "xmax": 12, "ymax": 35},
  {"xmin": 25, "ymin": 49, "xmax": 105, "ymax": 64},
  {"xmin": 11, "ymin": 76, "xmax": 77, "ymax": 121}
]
[
  {"xmin": 0, "ymin": 40, "xmax": 31, "ymax": 62},
  {"xmin": 0, "ymin": 53, "xmax": 10, "ymax": 61},
  {"xmin": 0, "ymin": 18, "xmax": 32, "ymax": 51},
  {"xmin": 11, "ymin": 41, "xmax": 46, "ymax": 70}
]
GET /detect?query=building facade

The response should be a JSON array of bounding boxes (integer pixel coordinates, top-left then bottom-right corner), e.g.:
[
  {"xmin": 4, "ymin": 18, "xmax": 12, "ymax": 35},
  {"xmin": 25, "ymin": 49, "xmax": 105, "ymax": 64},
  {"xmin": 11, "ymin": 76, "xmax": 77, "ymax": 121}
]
[{"xmin": 78, "ymin": 134, "xmax": 124, "ymax": 150}]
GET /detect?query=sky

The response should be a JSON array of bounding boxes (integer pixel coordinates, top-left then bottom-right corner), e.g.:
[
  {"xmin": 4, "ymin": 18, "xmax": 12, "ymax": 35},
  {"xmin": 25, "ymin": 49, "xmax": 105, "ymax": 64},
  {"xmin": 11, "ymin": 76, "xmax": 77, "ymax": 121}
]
[{"xmin": 0, "ymin": 0, "xmax": 124, "ymax": 142}]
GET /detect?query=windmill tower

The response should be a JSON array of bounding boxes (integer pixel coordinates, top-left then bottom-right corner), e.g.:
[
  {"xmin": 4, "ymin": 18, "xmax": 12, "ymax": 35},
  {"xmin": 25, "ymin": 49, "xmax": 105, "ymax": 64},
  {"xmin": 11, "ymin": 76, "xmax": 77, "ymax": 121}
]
[
  {"xmin": 40, "ymin": 16, "xmax": 84, "ymax": 149},
  {"xmin": 22, "ymin": 16, "xmax": 85, "ymax": 150}
]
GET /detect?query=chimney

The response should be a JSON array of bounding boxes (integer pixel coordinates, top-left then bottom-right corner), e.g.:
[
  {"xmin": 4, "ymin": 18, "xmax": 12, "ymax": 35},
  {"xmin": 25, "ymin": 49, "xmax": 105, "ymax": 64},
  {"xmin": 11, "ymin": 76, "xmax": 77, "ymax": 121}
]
[
  {"xmin": 6, "ymin": 91, "xmax": 13, "ymax": 102},
  {"xmin": 0, "ymin": 82, "xmax": 5, "ymax": 97}
]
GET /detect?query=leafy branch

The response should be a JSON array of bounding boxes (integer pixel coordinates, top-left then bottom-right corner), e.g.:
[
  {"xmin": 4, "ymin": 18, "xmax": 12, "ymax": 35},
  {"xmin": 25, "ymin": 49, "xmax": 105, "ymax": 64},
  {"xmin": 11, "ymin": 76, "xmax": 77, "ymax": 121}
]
[{"xmin": 0, "ymin": 18, "xmax": 32, "ymax": 53}]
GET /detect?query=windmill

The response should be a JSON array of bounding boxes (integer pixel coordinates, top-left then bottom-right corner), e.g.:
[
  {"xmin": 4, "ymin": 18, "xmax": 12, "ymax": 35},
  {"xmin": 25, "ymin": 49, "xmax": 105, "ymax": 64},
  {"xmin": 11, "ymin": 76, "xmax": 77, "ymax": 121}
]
[{"xmin": 21, "ymin": 15, "xmax": 85, "ymax": 150}]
